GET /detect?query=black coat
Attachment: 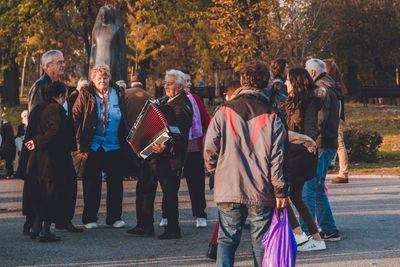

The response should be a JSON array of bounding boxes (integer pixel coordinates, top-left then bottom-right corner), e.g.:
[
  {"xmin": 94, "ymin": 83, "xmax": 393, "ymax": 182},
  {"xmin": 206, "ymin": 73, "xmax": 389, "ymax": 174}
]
[
  {"xmin": 0, "ymin": 119, "xmax": 16, "ymax": 157},
  {"xmin": 151, "ymin": 91, "xmax": 193, "ymax": 171},
  {"xmin": 28, "ymin": 73, "xmax": 52, "ymax": 112},
  {"xmin": 25, "ymin": 100, "xmax": 76, "ymax": 222},
  {"xmin": 285, "ymin": 97, "xmax": 319, "ymax": 182}
]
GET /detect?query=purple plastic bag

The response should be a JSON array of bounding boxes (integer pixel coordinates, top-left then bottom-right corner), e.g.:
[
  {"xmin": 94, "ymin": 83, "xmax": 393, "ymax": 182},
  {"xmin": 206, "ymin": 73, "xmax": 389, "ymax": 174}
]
[{"xmin": 262, "ymin": 208, "xmax": 297, "ymax": 267}]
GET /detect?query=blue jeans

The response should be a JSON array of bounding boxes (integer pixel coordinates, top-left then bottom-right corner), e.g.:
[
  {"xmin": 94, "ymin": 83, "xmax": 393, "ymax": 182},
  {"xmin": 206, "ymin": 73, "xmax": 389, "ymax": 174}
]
[
  {"xmin": 300, "ymin": 148, "xmax": 338, "ymax": 234},
  {"xmin": 217, "ymin": 203, "xmax": 274, "ymax": 267}
]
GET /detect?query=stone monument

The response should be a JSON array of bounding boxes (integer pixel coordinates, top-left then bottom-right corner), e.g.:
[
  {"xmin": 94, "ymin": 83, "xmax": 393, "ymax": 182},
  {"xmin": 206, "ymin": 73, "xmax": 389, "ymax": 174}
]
[{"xmin": 89, "ymin": 6, "xmax": 127, "ymax": 82}]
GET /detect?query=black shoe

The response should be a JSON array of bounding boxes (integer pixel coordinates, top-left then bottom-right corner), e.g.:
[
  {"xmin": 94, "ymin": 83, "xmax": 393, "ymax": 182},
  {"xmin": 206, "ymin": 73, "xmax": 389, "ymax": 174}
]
[
  {"xmin": 158, "ymin": 229, "xmax": 182, "ymax": 240},
  {"xmin": 23, "ymin": 217, "xmax": 34, "ymax": 235},
  {"xmin": 126, "ymin": 226, "xmax": 154, "ymax": 237},
  {"xmin": 65, "ymin": 223, "xmax": 83, "ymax": 233},
  {"xmin": 244, "ymin": 222, "xmax": 250, "ymax": 229},
  {"xmin": 206, "ymin": 243, "xmax": 217, "ymax": 260},
  {"xmin": 56, "ymin": 222, "xmax": 83, "ymax": 232},
  {"xmin": 320, "ymin": 230, "xmax": 341, "ymax": 241},
  {"xmin": 29, "ymin": 229, "xmax": 39, "ymax": 240},
  {"xmin": 23, "ymin": 225, "xmax": 31, "ymax": 235},
  {"xmin": 330, "ymin": 177, "xmax": 349, "ymax": 184},
  {"xmin": 39, "ymin": 232, "xmax": 61, "ymax": 242}
]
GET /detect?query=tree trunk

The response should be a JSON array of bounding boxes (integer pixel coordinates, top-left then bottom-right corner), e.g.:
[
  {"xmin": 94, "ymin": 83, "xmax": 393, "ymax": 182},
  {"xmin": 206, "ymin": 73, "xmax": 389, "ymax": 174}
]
[
  {"xmin": 20, "ymin": 49, "xmax": 28, "ymax": 97},
  {"xmin": 3, "ymin": 60, "xmax": 20, "ymax": 107}
]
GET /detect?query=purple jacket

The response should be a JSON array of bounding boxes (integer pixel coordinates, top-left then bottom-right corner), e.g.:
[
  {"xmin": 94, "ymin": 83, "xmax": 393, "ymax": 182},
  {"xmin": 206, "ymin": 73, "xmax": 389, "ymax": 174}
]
[{"xmin": 204, "ymin": 90, "xmax": 289, "ymax": 207}]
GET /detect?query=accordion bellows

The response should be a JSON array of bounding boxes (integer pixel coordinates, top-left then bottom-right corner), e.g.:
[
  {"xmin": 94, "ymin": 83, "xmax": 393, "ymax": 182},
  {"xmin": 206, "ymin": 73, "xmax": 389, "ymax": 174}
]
[{"xmin": 126, "ymin": 100, "xmax": 180, "ymax": 159}]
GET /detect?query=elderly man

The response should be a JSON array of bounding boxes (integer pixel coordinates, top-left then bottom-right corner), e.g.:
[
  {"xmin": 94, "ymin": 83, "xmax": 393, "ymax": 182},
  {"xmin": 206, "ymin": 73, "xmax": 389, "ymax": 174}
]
[
  {"xmin": 22, "ymin": 49, "xmax": 82, "ymax": 235},
  {"xmin": 301, "ymin": 58, "xmax": 342, "ymax": 241},
  {"xmin": 127, "ymin": 69, "xmax": 193, "ymax": 239},
  {"xmin": 28, "ymin": 50, "xmax": 65, "ymax": 111},
  {"xmin": 204, "ymin": 61, "xmax": 289, "ymax": 266}
]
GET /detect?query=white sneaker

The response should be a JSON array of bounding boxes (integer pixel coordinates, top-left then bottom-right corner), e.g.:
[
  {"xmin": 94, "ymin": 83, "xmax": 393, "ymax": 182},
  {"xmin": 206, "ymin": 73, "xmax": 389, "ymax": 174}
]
[
  {"xmin": 84, "ymin": 222, "xmax": 99, "ymax": 229},
  {"xmin": 196, "ymin": 218, "xmax": 207, "ymax": 228},
  {"xmin": 294, "ymin": 232, "xmax": 309, "ymax": 245},
  {"xmin": 160, "ymin": 218, "xmax": 168, "ymax": 227},
  {"xmin": 112, "ymin": 220, "xmax": 126, "ymax": 228},
  {"xmin": 297, "ymin": 238, "xmax": 326, "ymax": 252}
]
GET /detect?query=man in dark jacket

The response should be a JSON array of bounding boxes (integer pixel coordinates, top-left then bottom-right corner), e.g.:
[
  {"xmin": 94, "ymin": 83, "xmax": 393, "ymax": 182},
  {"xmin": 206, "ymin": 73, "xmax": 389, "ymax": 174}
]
[
  {"xmin": 204, "ymin": 62, "xmax": 289, "ymax": 266},
  {"xmin": 127, "ymin": 69, "xmax": 193, "ymax": 240},
  {"xmin": 28, "ymin": 50, "xmax": 65, "ymax": 112},
  {"xmin": 302, "ymin": 58, "xmax": 341, "ymax": 241},
  {"xmin": 22, "ymin": 49, "xmax": 82, "ymax": 234}
]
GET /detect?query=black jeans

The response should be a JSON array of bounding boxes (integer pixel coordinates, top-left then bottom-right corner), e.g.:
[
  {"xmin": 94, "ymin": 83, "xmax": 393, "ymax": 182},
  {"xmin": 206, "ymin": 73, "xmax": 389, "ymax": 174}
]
[
  {"xmin": 82, "ymin": 148, "xmax": 123, "ymax": 225},
  {"xmin": 182, "ymin": 152, "xmax": 207, "ymax": 218},
  {"xmin": 1, "ymin": 148, "xmax": 14, "ymax": 176},
  {"xmin": 287, "ymin": 180, "xmax": 319, "ymax": 235},
  {"xmin": 136, "ymin": 157, "xmax": 181, "ymax": 232}
]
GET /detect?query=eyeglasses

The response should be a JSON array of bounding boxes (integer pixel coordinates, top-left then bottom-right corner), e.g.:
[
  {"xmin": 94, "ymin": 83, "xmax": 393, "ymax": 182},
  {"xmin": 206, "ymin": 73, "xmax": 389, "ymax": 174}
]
[
  {"xmin": 164, "ymin": 81, "xmax": 175, "ymax": 87},
  {"xmin": 51, "ymin": 60, "xmax": 65, "ymax": 66}
]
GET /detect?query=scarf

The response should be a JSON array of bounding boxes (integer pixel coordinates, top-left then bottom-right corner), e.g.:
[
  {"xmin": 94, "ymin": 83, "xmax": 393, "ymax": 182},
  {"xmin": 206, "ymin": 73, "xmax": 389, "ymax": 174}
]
[
  {"xmin": 96, "ymin": 89, "xmax": 110, "ymax": 134},
  {"xmin": 187, "ymin": 92, "xmax": 203, "ymax": 140}
]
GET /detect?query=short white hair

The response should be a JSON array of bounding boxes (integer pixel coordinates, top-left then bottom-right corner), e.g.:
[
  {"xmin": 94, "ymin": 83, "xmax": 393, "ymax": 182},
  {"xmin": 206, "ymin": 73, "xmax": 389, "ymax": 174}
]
[
  {"xmin": 116, "ymin": 80, "xmax": 127, "ymax": 89},
  {"xmin": 76, "ymin": 78, "xmax": 89, "ymax": 91},
  {"xmin": 165, "ymin": 69, "xmax": 186, "ymax": 87},
  {"xmin": 305, "ymin": 58, "xmax": 327, "ymax": 77},
  {"xmin": 41, "ymin": 50, "xmax": 63, "ymax": 70}
]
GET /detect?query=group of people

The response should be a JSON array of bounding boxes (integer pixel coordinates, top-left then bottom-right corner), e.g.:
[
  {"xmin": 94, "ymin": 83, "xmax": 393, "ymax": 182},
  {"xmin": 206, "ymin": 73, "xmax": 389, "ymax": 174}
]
[
  {"xmin": 17, "ymin": 48, "xmax": 348, "ymax": 266},
  {"xmin": 20, "ymin": 49, "xmax": 209, "ymax": 242},
  {"xmin": 204, "ymin": 58, "xmax": 347, "ymax": 266}
]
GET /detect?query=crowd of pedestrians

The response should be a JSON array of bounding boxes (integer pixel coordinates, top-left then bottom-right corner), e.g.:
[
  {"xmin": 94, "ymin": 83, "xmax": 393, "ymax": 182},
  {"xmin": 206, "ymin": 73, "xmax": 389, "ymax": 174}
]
[{"xmin": 7, "ymin": 48, "xmax": 349, "ymax": 266}]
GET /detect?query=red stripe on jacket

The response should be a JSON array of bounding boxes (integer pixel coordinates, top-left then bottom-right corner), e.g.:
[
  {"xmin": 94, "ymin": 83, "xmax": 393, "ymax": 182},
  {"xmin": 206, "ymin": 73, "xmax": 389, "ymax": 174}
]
[
  {"xmin": 251, "ymin": 113, "xmax": 277, "ymax": 147},
  {"xmin": 219, "ymin": 106, "xmax": 238, "ymax": 143}
]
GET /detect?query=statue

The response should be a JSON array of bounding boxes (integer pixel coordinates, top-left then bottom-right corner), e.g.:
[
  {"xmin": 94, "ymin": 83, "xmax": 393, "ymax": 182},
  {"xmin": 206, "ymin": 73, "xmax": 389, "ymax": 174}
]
[{"xmin": 89, "ymin": 6, "xmax": 127, "ymax": 82}]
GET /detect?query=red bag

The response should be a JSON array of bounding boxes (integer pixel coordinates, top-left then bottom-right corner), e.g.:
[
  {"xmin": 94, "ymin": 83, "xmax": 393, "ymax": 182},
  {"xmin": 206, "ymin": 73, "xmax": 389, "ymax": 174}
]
[{"xmin": 262, "ymin": 208, "xmax": 297, "ymax": 267}]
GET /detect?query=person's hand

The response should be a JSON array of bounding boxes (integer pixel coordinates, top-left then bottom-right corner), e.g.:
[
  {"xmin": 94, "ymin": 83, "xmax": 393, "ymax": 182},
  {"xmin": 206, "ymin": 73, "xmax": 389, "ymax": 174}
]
[
  {"xmin": 206, "ymin": 172, "xmax": 215, "ymax": 190},
  {"xmin": 152, "ymin": 142, "xmax": 167, "ymax": 154},
  {"xmin": 307, "ymin": 143, "xmax": 317, "ymax": 155},
  {"xmin": 25, "ymin": 140, "xmax": 35, "ymax": 151},
  {"xmin": 276, "ymin": 197, "xmax": 290, "ymax": 209}
]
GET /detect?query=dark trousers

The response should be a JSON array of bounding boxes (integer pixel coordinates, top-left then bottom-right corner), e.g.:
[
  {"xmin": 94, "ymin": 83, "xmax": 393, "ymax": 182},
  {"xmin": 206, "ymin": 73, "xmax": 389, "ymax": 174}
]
[
  {"xmin": 82, "ymin": 148, "xmax": 123, "ymax": 225},
  {"xmin": 55, "ymin": 175, "xmax": 78, "ymax": 227},
  {"xmin": 1, "ymin": 148, "xmax": 14, "ymax": 176},
  {"xmin": 287, "ymin": 180, "xmax": 319, "ymax": 235},
  {"xmin": 182, "ymin": 152, "xmax": 207, "ymax": 218},
  {"xmin": 136, "ymin": 157, "xmax": 181, "ymax": 232},
  {"xmin": 22, "ymin": 178, "xmax": 35, "ymax": 232}
]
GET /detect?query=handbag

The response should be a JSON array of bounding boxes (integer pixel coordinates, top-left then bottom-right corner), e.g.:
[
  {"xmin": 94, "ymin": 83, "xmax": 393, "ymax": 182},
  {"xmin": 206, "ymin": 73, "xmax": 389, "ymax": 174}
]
[
  {"xmin": 287, "ymin": 143, "xmax": 318, "ymax": 182},
  {"xmin": 71, "ymin": 151, "xmax": 88, "ymax": 178},
  {"xmin": 262, "ymin": 208, "xmax": 297, "ymax": 267}
]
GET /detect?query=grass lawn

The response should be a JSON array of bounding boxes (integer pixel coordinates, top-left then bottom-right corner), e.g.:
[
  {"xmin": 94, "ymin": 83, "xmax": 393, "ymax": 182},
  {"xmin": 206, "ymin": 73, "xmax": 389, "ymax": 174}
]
[
  {"xmin": 334, "ymin": 103, "xmax": 400, "ymax": 176},
  {"xmin": 2, "ymin": 99, "xmax": 400, "ymax": 176}
]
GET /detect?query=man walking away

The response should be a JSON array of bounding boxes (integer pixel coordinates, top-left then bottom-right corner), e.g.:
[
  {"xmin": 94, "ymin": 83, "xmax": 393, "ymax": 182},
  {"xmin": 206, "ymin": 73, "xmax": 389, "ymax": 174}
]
[
  {"xmin": 301, "ymin": 58, "xmax": 341, "ymax": 241},
  {"xmin": 204, "ymin": 61, "xmax": 290, "ymax": 267}
]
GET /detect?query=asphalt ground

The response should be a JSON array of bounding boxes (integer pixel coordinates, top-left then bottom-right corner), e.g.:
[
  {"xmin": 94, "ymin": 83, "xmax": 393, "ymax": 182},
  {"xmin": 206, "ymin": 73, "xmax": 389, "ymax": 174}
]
[{"xmin": 0, "ymin": 174, "xmax": 399, "ymax": 267}]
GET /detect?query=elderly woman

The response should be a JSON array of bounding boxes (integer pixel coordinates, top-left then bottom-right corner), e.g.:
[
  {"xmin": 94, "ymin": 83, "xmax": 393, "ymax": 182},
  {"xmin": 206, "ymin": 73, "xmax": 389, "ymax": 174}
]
[
  {"xmin": 25, "ymin": 81, "xmax": 76, "ymax": 242},
  {"xmin": 73, "ymin": 65, "xmax": 128, "ymax": 229}
]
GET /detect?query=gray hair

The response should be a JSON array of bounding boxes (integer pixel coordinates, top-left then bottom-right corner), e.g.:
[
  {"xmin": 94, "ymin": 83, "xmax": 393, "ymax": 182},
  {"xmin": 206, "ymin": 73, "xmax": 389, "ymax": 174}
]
[
  {"xmin": 116, "ymin": 80, "xmax": 127, "ymax": 90},
  {"xmin": 165, "ymin": 69, "xmax": 186, "ymax": 87},
  {"xmin": 305, "ymin": 58, "xmax": 327, "ymax": 77},
  {"xmin": 76, "ymin": 78, "xmax": 89, "ymax": 91},
  {"xmin": 41, "ymin": 50, "xmax": 63, "ymax": 70}
]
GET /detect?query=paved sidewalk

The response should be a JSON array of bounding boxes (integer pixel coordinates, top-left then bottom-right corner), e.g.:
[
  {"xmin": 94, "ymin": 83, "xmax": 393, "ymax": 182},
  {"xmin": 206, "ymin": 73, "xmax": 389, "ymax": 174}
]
[{"xmin": 0, "ymin": 174, "xmax": 399, "ymax": 266}]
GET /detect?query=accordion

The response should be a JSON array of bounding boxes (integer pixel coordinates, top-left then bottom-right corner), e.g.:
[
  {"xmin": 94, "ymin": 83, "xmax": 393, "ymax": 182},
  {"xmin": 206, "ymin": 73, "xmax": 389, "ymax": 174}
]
[{"xmin": 126, "ymin": 100, "xmax": 180, "ymax": 159}]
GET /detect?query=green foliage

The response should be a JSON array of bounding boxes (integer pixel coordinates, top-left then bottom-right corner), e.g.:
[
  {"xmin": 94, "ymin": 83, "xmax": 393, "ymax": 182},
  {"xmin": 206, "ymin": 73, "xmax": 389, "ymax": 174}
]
[{"xmin": 344, "ymin": 127, "xmax": 383, "ymax": 163}]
